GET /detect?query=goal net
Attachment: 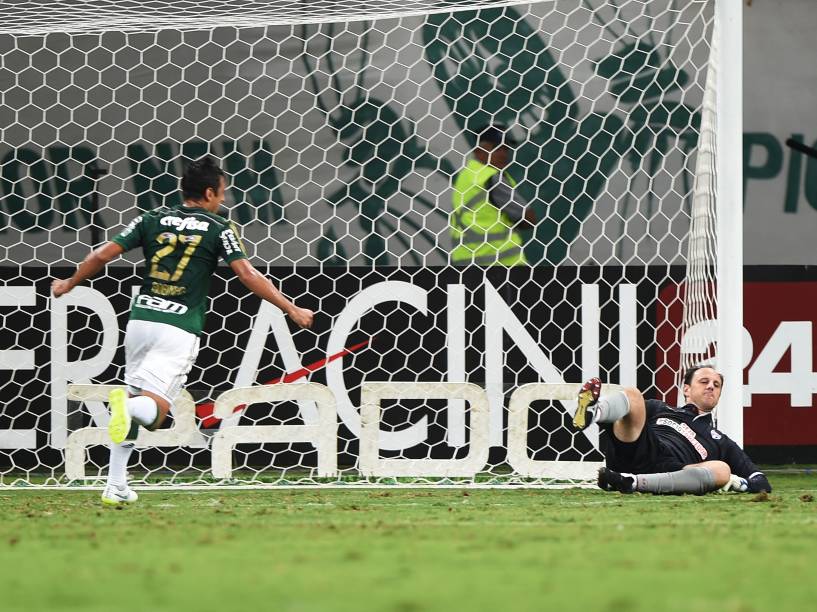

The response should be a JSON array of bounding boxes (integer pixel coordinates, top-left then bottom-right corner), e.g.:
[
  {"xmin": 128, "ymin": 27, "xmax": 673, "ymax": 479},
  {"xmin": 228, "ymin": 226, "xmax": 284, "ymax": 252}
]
[{"xmin": 0, "ymin": 0, "xmax": 738, "ymax": 487}]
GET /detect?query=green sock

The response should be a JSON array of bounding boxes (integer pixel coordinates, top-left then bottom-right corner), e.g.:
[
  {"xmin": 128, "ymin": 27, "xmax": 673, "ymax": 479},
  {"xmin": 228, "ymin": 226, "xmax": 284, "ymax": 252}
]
[{"xmin": 125, "ymin": 422, "xmax": 139, "ymax": 441}]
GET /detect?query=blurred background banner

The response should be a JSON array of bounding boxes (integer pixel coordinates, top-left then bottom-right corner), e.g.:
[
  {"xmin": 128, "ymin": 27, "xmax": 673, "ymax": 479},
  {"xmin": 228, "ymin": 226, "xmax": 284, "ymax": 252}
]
[{"xmin": 1, "ymin": 2, "xmax": 715, "ymax": 267}]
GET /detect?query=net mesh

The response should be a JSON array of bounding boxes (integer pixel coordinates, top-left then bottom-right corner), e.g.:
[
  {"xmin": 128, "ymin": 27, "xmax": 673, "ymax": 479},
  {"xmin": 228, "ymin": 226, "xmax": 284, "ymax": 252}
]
[
  {"xmin": 0, "ymin": 0, "xmax": 523, "ymax": 34},
  {"xmin": 0, "ymin": 0, "xmax": 719, "ymax": 487},
  {"xmin": 677, "ymin": 4, "xmax": 719, "ymax": 401}
]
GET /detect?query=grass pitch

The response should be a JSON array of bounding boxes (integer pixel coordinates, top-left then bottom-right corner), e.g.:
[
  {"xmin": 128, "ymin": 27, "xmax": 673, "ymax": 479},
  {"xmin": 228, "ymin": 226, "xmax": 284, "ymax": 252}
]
[{"xmin": 1, "ymin": 472, "xmax": 816, "ymax": 612}]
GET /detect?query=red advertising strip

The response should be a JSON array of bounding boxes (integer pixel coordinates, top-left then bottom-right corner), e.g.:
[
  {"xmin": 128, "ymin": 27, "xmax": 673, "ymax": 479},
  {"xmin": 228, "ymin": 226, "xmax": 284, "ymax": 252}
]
[{"xmin": 658, "ymin": 281, "xmax": 817, "ymax": 447}]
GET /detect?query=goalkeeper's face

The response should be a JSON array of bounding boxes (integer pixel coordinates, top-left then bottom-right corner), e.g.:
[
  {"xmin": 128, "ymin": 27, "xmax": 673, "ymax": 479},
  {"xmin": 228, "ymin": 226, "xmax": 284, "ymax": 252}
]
[{"xmin": 683, "ymin": 367, "xmax": 723, "ymax": 413}]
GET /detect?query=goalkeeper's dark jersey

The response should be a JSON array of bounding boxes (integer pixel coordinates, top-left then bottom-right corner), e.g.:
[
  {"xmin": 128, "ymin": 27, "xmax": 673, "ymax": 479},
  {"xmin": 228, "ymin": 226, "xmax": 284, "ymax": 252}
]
[
  {"xmin": 646, "ymin": 400, "xmax": 762, "ymax": 479},
  {"xmin": 112, "ymin": 204, "xmax": 247, "ymax": 336}
]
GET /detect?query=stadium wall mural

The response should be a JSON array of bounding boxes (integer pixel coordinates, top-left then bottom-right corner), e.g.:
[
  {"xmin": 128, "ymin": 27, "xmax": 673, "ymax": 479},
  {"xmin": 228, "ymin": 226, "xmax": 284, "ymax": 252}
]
[{"xmin": 0, "ymin": 4, "xmax": 705, "ymax": 267}]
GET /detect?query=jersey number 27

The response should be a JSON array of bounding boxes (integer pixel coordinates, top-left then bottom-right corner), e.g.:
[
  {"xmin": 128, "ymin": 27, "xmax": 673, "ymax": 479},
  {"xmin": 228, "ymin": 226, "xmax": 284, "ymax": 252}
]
[{"xmin": 150, "ymin": 232, "xmax": 203, "ymax": 282}]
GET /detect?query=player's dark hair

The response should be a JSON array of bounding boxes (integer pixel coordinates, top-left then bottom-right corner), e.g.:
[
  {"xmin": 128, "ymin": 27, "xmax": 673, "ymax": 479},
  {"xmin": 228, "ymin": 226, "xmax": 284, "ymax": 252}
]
[
  {"xmin": 683, "ymin": 364, "xmax": 724, "ymax": 387},
  {"xmin": 181, "ymin": 156, "xmax": 225, "ymax": 200}
]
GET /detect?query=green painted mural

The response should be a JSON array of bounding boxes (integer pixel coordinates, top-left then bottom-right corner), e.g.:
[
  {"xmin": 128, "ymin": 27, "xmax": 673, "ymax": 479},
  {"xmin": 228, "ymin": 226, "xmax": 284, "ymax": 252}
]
[
  {"xmin": 424, "ymin": 7, "xmax": 629, "ymax": 264},
  {"xmin": 302, "ymin": 22, "xmax": 456, "ymax": 267},
  {"xmin": 0, "ymin": 2, "xmax": 814, "ymax": 266}
]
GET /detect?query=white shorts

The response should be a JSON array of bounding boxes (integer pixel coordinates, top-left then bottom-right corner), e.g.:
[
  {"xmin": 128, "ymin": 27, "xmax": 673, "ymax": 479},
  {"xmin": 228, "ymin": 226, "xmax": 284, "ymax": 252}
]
[{"xmin": 124, "ymin": 320, "xmax": 200, "ymax": 404}]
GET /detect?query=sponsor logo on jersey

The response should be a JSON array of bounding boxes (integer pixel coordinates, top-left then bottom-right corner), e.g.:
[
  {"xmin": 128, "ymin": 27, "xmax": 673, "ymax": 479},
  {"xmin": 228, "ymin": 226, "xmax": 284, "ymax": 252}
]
[
  {"xmin": 710, "ymin": 429, "xmax": 722, "ymax": 440},
  {"xmin": 655, "ymin": 417, "xmax": 708, "ymax": 459},
  {"xmin": 135, "ymin": 294, "xmax": 188, "ymax": 314},
  {"xmin": 119, "ymin": 215, "xmax": 143, "ymax": 237},
  {"xmin": 160, "ymin": 216, "xmax": 210, "ymax": 232},
  {"xmin": 151, "ymin": 282, "xmax": 186, "ymax": 297},
  {"xmin": 220, "ymin": 227, "xmax": 244, "ymax": 255}
]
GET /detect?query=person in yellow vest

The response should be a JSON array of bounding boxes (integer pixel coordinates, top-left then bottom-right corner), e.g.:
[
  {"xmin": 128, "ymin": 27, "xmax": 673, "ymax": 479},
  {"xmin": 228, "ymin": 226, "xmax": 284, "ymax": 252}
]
[{"xmin": 450, "ymin": 125, "xmax": 536, "ymax": 266}]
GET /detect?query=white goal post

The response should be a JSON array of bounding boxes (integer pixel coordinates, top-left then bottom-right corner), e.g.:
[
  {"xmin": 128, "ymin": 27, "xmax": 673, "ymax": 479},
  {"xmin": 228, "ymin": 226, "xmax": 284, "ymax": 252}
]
[
  {"xmin": 713, "ymin": 0, "xmax": 743, "ymax": 445},
  {"xmin": 0, "ymin": 0, "xmax": 742, "ymax": 487}
]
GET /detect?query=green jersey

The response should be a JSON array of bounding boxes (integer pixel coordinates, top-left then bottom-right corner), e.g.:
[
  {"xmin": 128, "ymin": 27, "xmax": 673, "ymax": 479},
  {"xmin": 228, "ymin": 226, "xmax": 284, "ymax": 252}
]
[{"xmin": 112, "ymin": 204, "xmax": 248, "ymax": 336}]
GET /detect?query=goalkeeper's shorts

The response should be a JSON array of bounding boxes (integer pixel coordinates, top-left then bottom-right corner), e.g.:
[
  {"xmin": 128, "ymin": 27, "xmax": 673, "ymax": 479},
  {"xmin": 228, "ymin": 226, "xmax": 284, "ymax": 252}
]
[{"xmin": 598, "ymin": 424, "xmax": 683, "ymax": 474}]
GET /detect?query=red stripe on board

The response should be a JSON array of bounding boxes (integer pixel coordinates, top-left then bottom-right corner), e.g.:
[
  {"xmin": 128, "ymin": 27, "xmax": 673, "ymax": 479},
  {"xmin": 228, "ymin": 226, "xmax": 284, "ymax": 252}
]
[{"xmin": 196, "ymin": 338, "xmax": 371, "ymax": 428}]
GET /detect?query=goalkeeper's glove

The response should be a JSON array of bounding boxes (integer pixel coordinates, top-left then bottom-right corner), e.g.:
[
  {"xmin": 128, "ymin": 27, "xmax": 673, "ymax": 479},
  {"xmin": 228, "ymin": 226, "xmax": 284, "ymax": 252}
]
[
  {"xmin": 720, "ymin": 474, "xmax": 749, "ymax": 493},
  {"xmin": 747, "ymin": 472, "xmax": 772, "ymax": 493}
]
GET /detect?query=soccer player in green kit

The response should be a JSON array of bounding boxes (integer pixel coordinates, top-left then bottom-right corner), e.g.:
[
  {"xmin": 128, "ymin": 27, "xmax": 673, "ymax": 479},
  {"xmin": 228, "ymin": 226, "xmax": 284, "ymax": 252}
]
[{"xmin": 52, "ymin": 157, "xmax": 314, "ymax": 505}]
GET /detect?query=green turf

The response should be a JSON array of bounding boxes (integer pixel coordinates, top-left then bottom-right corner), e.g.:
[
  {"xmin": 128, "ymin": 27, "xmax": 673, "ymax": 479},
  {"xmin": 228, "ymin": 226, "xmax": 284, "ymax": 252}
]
[{"xmin": 1, "ymin": 473, "xmax": 816, "ymax": 612}]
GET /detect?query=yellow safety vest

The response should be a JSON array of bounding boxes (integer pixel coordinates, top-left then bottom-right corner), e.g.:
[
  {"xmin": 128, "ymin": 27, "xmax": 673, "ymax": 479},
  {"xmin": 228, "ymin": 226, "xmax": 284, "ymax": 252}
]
[{"xmin": 450, "ymin": 159, "xmax": 527, "ymax": 266}]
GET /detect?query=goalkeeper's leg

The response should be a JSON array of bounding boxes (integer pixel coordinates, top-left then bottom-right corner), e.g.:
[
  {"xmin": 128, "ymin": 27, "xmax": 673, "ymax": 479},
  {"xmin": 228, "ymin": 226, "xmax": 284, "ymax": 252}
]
[
  {"xmin": 572, "ymin": 379, "xmax": 646, "ymax": 442},
  {"xmin": 599, "ymin": 461, "xmax": 729, "ymax": 495}
]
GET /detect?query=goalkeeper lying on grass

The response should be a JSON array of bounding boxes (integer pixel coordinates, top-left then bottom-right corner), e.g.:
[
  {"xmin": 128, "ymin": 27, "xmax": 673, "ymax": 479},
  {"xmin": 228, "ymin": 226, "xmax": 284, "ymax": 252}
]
[{"xmin": 571, "ymin": 365, "xmax": 771, "ymax": 495}]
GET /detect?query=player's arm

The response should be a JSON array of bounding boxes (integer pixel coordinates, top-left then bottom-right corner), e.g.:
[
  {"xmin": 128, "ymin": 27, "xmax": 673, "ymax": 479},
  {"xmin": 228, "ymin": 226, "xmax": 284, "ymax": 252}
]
[
  {"xmin": 51, "ymin": 241, "xmax": 125, "ymax": 298},
  {"xmin": 229, "ymin": 259, "xmax": 313, "ymax": 329},
  {"xmin": 721, "ymin": 435, "xmax": 771, "ymax": 493},
  {"xmin": 487, "ymin": 174, "xmax": 536, "ymax": 225}
]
